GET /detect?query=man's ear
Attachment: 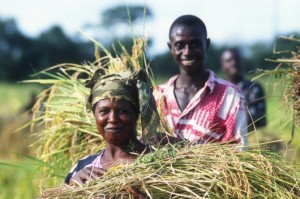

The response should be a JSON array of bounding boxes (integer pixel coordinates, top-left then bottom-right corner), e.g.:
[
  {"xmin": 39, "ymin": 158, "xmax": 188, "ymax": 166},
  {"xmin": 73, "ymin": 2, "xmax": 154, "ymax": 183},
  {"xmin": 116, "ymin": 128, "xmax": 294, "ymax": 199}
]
[
  {"xmin": 206, "ymin": 38, "xmax": 210, "ymax": 50},
  {"xmin": 167, "ymin": 42, "xmax": 172, "ymax": 50}
]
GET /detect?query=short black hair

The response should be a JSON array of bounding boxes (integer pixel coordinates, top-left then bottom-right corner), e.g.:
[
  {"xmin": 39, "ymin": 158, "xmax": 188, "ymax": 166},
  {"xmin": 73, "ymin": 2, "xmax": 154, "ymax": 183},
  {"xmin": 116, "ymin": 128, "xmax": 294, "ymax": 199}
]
[
  {"xmin": 221, "ymin": 48, "xmax": 241, "ymax": 62},
  {"xmin": 169, "ymin": 15, "xmax": 207, "ymax": 39}
]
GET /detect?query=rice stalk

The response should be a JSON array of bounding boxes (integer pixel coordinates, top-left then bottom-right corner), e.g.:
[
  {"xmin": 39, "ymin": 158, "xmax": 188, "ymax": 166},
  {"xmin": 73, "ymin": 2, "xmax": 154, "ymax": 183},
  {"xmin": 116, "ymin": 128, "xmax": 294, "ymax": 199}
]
[
  {"xmin": 39, "ymin": 143, "xmax": 300, "ymax": 198},
  {"xmin": 253, "ymin": 35, "xmax": 300, "ymax": 125}
]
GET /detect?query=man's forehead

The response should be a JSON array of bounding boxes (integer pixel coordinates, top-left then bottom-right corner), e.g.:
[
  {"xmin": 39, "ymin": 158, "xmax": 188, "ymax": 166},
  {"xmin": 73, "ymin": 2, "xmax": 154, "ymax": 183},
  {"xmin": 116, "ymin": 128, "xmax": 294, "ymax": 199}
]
[{"xmin": 170, "ymin": 25, "xmax": 206, "ymax": 39}]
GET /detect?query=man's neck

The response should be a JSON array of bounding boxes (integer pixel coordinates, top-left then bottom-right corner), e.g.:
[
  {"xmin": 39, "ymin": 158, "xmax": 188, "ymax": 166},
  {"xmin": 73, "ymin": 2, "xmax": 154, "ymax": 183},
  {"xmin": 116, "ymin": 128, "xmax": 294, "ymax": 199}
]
[{"xmin": 177, "ymin": 68, "xmax": 209, "ymax": 89}]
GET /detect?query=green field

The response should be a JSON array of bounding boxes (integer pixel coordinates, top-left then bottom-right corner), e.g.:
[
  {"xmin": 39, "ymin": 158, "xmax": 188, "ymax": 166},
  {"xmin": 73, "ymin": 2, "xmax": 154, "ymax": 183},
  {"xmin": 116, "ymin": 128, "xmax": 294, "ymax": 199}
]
[
  {"xmin": 0, "ymin": 82, "xmax": 43, "ymax": 199},
  {"xmin": 0, "ymin": 76, "xmax": 299, "ymax": 199}
]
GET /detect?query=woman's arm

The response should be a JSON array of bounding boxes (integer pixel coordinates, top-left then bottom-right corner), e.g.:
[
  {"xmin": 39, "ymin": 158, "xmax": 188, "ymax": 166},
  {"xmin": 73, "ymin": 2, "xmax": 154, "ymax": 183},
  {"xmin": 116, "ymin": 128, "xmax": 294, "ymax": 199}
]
[{"xmin": 69, "ymin": 167, "xmax": 106, "ymax": 185}]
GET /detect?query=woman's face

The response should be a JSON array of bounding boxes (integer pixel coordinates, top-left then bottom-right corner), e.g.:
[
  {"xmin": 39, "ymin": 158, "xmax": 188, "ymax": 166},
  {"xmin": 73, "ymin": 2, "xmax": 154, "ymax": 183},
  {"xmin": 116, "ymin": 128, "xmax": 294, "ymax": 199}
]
[{"xmin": 93, "ymin": 99, "xmax": 137, "ymax": 146}]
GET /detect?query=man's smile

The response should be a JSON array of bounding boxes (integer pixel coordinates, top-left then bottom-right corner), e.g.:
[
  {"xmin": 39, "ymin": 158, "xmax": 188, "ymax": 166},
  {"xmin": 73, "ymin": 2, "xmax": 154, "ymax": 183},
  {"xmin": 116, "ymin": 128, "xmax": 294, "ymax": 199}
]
[
  {"xmin": 181, "ymin": 59, "xmax": 196, "ymax": 66},
  {"xmin": 180, "ymin": 57, "xmax": 199, "ymax": 66}
]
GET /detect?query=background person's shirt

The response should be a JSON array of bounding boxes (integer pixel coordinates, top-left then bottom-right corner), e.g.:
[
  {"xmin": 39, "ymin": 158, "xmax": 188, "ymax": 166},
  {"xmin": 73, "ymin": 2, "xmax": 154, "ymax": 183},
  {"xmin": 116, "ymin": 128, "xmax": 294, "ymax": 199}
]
[
  {"xmin": 237, "ymin": 78, "xmax": 267, "ymax": 128},
  {"xmin": 154, "ymin": 70, "xmax": 248, "ymax": 146}
]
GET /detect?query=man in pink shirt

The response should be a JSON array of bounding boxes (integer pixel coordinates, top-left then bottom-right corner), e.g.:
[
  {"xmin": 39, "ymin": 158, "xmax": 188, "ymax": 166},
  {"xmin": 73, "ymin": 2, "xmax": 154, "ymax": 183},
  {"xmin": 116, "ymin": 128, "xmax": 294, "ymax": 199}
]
[{"xmin": 154, "ymin": 15, "xmax": 248, "ymax": 147}]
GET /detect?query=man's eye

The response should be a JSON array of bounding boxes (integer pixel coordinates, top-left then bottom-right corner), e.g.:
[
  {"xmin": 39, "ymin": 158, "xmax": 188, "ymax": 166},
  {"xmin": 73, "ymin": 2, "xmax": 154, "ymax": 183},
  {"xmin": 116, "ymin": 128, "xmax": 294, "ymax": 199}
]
[
  {"xmin": 175, "ymin": 43, "xmax": 184, "ymax": 49},
  {"xmin": 191, "ymin": 41, "xmax": 201, "ymax": 48}
]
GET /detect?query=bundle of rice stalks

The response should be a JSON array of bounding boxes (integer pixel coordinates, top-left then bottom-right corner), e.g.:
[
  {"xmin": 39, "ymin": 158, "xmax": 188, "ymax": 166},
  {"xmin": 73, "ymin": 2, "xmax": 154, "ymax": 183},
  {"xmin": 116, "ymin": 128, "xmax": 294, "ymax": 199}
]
[
  {"xmin": 24, "ymin": 37, "xmax": 152, "ymax": 181},
  {"xmin": 255, "ymin": 35, "xmax": 300, "ymax": 125},
  {"xmin": 39, "ymin": 143, "xmax": 300, "ymax": 198}
]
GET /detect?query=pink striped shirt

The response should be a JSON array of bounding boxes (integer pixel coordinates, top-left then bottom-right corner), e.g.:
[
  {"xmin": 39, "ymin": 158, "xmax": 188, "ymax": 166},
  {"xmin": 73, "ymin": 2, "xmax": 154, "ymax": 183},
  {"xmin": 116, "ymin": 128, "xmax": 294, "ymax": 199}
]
[{"xmin": 154, "ymin": 70, "xmax": 248, "ymax": 146}]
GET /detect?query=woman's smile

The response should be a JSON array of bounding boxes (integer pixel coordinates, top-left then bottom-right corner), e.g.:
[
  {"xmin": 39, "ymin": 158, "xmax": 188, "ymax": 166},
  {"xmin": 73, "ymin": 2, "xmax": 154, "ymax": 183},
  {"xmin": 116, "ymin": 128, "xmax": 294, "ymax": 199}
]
[{"xmin": 105, "ymin": 126, "xmax": 123, "ymax": 133}]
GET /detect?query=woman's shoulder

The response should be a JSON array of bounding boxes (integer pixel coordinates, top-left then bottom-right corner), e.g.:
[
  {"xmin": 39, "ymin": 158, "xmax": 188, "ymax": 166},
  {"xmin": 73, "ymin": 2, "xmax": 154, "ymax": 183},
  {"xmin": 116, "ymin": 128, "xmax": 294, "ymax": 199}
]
[
  {"xmin": 64, "ymin": 150, "xmax": 104, "ymax": 184},
  {"xmin": 76, "ymin": 153, "xmax": 101, "ymax": 169}
]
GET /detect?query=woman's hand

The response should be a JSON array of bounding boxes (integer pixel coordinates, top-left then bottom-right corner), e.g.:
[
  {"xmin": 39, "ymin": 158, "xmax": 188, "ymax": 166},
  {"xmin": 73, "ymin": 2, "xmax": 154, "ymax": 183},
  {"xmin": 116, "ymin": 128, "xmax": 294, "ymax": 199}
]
[
  {"xmin": 128, "ymin": 187, "xmax": 148, "ymax": 199},
  {"xmin": 69, "ymin": 167, "xmax": 106, "ymax": 186}
]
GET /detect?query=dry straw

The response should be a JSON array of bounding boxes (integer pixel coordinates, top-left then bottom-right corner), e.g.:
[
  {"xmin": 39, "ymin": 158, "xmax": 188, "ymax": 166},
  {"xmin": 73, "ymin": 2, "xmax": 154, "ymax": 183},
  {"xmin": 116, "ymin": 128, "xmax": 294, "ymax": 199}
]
[
  {"xmin": 40, "ymin": 143, "xmax": 300, "ymax": 198},
  {"xmin": 269, "ymin": 36, "xmax": 300, "ymax": 124},
  {"xmin": 253, "ymin": 35, "xmax": 300, "ymax": 143}
]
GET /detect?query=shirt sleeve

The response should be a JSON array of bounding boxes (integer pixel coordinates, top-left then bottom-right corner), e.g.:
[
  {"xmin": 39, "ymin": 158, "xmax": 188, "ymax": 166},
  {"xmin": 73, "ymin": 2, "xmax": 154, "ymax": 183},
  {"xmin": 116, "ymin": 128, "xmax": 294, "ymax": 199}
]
[
  {"xmin": 221, "ymin": 89, "xmax": 248, "ymax": 148},
  {"xmin": 64, "ymin": 153, "xmax": 100, "ymax": 184},
  {"xmin": 233, "ymin": 99, "xmax": 248, "ymax": 148}
]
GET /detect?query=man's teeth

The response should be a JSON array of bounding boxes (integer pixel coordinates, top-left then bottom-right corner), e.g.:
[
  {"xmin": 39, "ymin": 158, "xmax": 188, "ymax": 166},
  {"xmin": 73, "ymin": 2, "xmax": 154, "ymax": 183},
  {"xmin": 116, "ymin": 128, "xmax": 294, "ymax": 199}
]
[{"xmin": 181, "ymin": 60, "xmax": 195, "ymax": 65}]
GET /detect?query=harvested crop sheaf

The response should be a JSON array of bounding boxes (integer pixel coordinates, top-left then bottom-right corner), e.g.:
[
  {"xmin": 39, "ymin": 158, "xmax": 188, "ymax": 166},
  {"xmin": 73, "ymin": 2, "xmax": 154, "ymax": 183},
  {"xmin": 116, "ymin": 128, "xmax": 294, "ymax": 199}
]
[
  {"xmin": 40, "ymin": 144, "xmax": 300, "ymax": 198},
  {"xmin": 257, "ymin": 36, "xmax": 300, "ymax": 125}
]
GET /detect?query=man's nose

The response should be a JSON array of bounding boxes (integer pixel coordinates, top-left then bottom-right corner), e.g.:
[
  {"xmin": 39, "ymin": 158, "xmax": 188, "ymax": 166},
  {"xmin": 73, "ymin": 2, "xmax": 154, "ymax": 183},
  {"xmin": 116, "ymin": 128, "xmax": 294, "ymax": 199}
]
[{"xmin": 182, "ymin": 44, "xmax": 191, "ymax": 55}]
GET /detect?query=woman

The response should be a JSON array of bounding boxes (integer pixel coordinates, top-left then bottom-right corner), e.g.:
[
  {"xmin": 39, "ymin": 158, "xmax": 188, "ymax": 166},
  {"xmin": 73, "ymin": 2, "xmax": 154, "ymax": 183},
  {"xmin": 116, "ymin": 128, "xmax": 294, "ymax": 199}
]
[{"xmin": 64, "ymin": 68, "xmax": 160, "ymax": 198}]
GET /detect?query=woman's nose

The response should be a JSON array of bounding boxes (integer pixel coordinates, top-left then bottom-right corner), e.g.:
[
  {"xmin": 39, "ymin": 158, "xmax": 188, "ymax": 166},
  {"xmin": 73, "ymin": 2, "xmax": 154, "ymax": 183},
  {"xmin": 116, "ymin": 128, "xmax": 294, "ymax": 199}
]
[{"xmin": 108, "ymin": 111, "xmax": 118, "ymax": 123}]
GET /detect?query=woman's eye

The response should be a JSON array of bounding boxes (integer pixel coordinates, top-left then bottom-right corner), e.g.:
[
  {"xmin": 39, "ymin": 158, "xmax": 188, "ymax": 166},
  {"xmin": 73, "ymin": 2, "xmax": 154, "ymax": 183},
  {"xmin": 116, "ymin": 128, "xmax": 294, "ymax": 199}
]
[
  {"xmin": 98, "ymin": 109, "xmax": 109, "ymax": 115},
  {"xmin": 119, "ymin": 109, "xmax": 129, "ymax": 114}
]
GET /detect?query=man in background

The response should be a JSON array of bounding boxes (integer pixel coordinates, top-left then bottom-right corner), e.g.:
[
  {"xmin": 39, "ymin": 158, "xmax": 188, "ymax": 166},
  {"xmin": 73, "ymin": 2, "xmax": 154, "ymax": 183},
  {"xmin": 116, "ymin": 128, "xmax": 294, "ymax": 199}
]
[{"xmin": 220, "ymin": 48, "xmax": 267, "ymax": 129}]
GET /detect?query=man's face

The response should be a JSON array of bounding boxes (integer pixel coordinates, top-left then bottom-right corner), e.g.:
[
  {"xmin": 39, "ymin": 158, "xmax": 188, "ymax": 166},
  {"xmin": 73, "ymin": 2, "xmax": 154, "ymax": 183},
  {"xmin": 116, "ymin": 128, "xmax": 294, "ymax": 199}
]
[
  {"xmin": 221, "ymin": 51, "xmax": 241, "ymax": 78},
  {"xmin": 168, "ymin": 25, "xmax": 209, "ymax": 74}
]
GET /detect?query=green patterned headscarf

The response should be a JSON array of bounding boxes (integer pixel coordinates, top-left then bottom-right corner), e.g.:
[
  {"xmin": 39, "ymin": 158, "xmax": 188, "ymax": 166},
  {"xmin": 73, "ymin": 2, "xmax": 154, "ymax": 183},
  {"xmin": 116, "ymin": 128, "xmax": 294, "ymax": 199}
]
[{"xmin": 85, "ymin": 68, "xmax": 159, "ymax": 143}]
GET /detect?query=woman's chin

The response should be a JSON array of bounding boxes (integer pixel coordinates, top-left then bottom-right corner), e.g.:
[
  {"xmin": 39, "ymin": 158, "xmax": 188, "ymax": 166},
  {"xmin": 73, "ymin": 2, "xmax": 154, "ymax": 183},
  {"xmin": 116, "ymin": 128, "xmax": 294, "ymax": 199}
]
[{"xmin": 105, "ymin": 136, "xmax": 130, "ymax": 146}]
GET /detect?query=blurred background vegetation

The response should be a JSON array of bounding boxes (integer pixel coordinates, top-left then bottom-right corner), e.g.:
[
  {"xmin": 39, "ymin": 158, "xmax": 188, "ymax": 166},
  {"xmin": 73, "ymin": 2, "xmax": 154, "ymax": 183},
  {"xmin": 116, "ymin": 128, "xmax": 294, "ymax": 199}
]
[{"xmin": 0, "ymin": 3, "xmax": 299, "ymax": 199}]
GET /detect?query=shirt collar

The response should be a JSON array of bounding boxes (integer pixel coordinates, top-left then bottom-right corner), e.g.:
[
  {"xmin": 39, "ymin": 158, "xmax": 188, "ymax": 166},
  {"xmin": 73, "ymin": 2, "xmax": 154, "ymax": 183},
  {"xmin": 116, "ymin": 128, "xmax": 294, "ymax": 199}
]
[
  {"xmin": 205, "ymin": 70, "xmax": 216, "ymax": 94},
  {"xmin": 168, "ymin": 70, "xmax": 216, "ymax": 94}
]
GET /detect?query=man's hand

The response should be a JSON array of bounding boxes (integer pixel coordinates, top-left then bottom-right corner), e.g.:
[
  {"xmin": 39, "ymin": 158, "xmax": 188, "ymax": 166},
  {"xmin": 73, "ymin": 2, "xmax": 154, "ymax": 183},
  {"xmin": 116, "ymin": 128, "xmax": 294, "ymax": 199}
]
[
  {"xmin": 128, "ymin": 187, "xmax": 148, "ymax": 199},
  {"xmin": 69, "ymin": 167, "xmax": 106, "ymax": 186}
]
